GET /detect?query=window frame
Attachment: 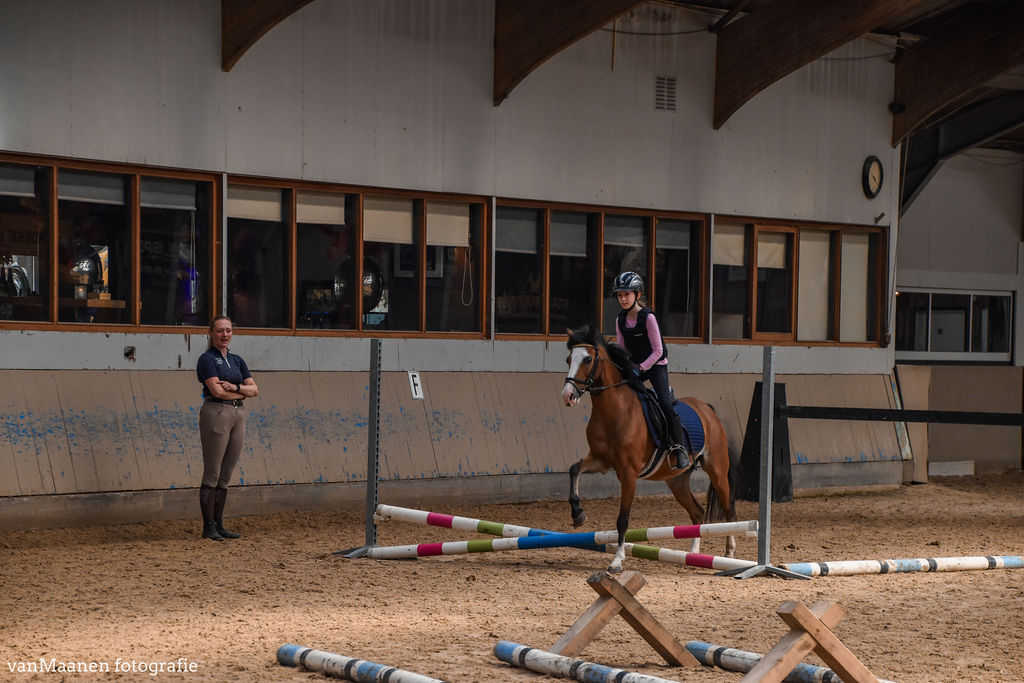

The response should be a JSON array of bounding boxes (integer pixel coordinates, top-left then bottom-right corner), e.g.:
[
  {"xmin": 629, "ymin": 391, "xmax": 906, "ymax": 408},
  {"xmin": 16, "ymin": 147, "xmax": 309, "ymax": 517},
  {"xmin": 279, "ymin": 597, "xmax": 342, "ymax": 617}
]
[
  {"xmin": 1, "ymin": 152, "xmax": 889, "ymax": 348},
  {"xmin": 0, "ymin": 152, "xmax": 221, "ymax": 332},
  {"xmin": 710, "ymin": 217, "xmax": 887, "ymax": 346},
  {"xmin": 495, "ymin": 197, "xmax": 708, "ymax": 342},
  {"xmin": 894, "ymin": 286, "xmax": 1013, "ymax": 363}
]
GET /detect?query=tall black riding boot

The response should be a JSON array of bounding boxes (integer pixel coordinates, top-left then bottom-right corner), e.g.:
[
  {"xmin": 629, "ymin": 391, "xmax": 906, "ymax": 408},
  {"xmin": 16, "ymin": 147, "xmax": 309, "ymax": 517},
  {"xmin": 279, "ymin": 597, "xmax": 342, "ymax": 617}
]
[
  {"xmin": 213, "ymin": 487, "xmax": 241, "ymax": 539},
  {"xmin": 667, "ymin": 415, "xmax": 690, "ymax": 469},
  {"xmin": 199, "ymin": 485, "xmax": 223, "ymax": 541}
]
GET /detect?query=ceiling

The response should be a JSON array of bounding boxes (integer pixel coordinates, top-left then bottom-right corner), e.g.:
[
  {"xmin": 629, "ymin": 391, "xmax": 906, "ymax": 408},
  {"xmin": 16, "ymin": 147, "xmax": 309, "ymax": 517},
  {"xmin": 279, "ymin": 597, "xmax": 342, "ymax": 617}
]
[{"xmin": 220, "ymin": 0, "xmax": 1024, "ymax": 210}]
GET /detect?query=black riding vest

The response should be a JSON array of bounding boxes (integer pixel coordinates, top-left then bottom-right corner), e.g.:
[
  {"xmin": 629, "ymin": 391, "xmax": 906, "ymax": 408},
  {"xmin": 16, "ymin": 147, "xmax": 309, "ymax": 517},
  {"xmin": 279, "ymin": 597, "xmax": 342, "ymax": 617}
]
[{"xmin": 617, "ymin": 307, "xmax": 667, "ymax": 367}]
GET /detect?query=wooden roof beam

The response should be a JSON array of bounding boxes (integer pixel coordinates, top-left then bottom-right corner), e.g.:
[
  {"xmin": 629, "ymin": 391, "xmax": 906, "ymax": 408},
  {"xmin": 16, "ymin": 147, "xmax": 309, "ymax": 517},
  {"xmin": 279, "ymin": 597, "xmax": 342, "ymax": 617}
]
[
  {"xmin": 714, "ymin": 0, "xmax": 929, "ymax": 130},
  {"xmin": 493, "ymin": 0, "xmax": 641, "ymax": 106},
  {"xmin": 891, "ymin": 2, "xmax": 1024, "ymax": 145},
  {"xmin": 221, "ymin": 0, "xmax": 315, "ymax": 72}
]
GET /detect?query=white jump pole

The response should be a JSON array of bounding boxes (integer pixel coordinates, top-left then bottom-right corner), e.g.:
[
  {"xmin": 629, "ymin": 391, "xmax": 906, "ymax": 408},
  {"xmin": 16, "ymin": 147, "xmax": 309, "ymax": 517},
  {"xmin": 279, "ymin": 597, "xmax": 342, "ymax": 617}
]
[
  {"xmin": 277, "ymin": 644, "xmax": 449, "ymax": 683},
  {"xmin": 495, "ymin": 641, "xmax": 680, "ymax": 683},
  {"xmin": 781, "ymin": 554, "xmax": 1024, "ymax": 577}
]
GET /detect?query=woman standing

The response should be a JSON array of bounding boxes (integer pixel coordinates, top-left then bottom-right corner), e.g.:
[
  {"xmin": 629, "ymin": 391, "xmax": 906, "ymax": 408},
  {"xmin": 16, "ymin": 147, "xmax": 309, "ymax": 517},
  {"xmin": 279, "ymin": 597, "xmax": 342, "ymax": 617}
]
[
  {"xmin": 196, "ymin": 315, "xmax": 258, "ymax": 540},
  {"xmin": 612, "ymin": 271, "xmax": 688, "ymax": 469}
]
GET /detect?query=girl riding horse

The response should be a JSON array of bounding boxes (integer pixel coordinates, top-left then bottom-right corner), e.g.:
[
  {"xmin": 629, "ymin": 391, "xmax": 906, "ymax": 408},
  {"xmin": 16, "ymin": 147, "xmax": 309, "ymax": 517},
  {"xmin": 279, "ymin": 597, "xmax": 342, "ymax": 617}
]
[{"xmin": 561, "ymin": 323, "xmax": 738, "ymax": 573}]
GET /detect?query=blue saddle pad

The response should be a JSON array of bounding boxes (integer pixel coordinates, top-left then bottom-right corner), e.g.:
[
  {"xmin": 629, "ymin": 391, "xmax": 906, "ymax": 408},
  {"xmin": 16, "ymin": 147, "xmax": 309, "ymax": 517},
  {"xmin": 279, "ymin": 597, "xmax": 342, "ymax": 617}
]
[{"xmin": 637, "ymin": 389, "xmax": 705, "ymax": 454}]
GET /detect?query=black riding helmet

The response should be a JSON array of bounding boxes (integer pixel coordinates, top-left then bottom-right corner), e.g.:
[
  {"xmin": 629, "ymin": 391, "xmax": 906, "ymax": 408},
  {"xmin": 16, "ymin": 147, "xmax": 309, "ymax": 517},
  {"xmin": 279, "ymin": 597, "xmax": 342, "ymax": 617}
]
[{"xmin": 612, "ymin": 271, "xmax": 644, "ymax": 293}]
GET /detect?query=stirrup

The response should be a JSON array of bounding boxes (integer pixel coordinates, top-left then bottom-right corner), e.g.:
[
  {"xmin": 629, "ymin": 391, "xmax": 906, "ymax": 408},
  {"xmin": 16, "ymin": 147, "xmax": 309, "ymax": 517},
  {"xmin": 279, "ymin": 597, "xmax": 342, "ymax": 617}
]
[{"xmin": 668, "ymin": 444, "xmax": 689, "ymax": 470}]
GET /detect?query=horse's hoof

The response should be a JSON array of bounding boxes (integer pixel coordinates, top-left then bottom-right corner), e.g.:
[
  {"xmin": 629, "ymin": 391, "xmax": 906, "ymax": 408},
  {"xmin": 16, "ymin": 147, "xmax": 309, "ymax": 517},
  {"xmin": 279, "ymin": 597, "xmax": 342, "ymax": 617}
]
[
  {"xmin": 572, "ymin": 512, "xmax": 587, "ymax": 527},
  {"xmin": 606, "ymin": 565, "xmax": 623, "ymax": 574}
]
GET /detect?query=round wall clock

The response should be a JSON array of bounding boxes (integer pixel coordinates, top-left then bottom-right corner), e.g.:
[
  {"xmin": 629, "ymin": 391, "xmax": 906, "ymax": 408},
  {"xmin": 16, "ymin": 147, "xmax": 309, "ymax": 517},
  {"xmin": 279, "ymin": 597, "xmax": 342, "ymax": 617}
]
[{"xmin": 862, "ymin": 155, "xmax": 883, "ymax": 199}]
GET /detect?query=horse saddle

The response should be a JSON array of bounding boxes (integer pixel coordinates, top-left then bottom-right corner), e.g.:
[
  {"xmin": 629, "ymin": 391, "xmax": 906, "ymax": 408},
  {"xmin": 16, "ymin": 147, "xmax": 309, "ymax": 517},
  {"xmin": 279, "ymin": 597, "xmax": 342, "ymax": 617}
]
[{"xmin": 636, "ymin": 388, "xmax": 706, "ymax": 475}]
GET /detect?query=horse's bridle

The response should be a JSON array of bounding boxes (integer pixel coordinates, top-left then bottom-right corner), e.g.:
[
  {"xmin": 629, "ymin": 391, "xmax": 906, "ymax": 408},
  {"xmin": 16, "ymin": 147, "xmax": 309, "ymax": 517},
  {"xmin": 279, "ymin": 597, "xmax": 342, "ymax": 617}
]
[{"xmin": 564, "ymin": 343, "xmax": 630, "ymax": 399}]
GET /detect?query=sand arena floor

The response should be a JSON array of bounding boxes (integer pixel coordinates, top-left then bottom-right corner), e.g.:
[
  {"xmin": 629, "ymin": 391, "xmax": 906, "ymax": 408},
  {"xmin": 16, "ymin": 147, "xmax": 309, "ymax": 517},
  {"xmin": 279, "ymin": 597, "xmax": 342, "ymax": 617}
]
[{"xmin": 2, "ymin": 472, "xmax": 1023, "ymax": 682}]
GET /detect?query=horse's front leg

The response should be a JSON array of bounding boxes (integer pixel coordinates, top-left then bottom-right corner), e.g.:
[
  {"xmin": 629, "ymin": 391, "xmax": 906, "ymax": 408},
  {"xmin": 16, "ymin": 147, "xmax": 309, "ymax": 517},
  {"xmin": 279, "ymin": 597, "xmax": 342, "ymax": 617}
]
[
  {"xmin": 569, "ymin": 453, "xmax": 609, "ymax": 528},
  {"xmin": 568, "ymin": 460, "xmax": 587, "ymax": 527},
  {"xmin": 608, "ymin": 477, "xmax": 637, "ymax": 574}
]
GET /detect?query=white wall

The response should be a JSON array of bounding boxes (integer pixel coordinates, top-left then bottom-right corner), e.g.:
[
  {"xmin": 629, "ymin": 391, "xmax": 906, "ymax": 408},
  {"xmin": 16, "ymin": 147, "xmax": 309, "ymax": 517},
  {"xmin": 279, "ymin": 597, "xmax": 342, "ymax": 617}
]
[
  {"xmin": 897, "ymin": 149, "xmax": 1024, "ymax": 363},
  {"xmin": 0, "ymin": 0, "xmax": 901, "ymax": 374},
  {"xmin": 0, "ymin": 1, "xmax": 899, "ymax": 221}
]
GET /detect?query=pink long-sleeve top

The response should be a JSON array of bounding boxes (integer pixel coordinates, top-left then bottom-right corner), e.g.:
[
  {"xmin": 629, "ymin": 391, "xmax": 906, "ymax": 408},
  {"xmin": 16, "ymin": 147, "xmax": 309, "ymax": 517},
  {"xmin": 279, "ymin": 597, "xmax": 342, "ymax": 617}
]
[{"xmin": 616, "ymin": 313, "xmax": 668, "ymax": 372}]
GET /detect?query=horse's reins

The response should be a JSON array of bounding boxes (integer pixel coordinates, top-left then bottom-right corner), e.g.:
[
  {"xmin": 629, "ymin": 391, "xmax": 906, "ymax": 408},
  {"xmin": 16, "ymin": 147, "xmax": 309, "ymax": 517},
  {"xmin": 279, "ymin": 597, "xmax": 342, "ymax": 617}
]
[{"xmin": 564, "ymin": 343, "xmax": 631, "ymax": 399}]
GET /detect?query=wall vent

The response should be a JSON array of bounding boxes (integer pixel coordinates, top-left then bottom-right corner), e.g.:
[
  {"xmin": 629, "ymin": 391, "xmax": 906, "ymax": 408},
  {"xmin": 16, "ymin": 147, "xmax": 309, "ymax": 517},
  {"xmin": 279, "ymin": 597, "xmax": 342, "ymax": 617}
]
[{"xmin": 654, "ymin": 75, "xmax": 677, "ymax": 112}]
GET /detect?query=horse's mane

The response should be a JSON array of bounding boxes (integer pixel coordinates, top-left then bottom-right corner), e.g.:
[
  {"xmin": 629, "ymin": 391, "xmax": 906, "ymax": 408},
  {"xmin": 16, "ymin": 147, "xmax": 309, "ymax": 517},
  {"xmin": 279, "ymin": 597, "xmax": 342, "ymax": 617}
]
[{"xmin": 566, "ymin": 324, "xmax": 645, "ymax": 392}]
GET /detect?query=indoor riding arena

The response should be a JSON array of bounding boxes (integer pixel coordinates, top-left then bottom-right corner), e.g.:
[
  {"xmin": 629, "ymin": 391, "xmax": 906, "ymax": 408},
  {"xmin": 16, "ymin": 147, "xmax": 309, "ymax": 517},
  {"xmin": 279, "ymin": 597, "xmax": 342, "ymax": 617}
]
[
  {"xmin": 2, "ymin": 1, "xmax": 1023, "ymax": 681},
  {"xmin": 3, "ymin": 472, "xmax": 1023, "ymax": 681}
]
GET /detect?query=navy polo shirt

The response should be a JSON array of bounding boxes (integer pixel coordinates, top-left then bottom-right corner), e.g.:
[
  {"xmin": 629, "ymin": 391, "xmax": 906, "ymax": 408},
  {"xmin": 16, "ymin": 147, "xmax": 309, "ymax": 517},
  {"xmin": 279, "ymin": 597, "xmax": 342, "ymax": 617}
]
[{"xmin": 196, "ymin": 348, "xmax": 251, "ymax": 399}]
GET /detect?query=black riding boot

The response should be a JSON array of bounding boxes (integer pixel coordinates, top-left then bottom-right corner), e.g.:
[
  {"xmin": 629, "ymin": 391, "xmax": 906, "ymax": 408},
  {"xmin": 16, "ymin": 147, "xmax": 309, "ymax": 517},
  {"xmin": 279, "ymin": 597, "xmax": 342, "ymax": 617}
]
[
  {"xmin": 199, "ymin": 485, "xmax": 223, "ymax": 541},
  {"xmin": 667, "ymin": 415, "xmax": 690, "ymax": 469},
  {"xmin": 213, "ymin": 487, "xmax": 241, "ymax": 539}
]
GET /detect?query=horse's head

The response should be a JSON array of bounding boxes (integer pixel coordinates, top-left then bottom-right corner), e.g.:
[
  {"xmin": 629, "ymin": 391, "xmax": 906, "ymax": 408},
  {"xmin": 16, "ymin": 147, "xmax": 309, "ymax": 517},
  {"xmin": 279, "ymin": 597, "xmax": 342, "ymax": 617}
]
[{"xmin": 562, "ymin": 324, "xmax": 605, "ymax": 406}]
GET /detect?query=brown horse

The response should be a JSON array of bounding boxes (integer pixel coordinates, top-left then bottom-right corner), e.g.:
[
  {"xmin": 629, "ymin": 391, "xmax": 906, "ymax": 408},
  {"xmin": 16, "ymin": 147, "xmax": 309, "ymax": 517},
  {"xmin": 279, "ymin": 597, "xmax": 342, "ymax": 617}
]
[{"xmin": 560, "ymin": 324, "xmax": 739, "ymax": 573}]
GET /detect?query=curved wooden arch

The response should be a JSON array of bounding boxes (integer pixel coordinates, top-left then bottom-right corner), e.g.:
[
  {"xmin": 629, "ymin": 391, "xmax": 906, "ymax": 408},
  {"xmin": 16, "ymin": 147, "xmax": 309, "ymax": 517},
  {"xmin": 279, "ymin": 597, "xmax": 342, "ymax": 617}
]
[
  {"xmin": 713, "ymin": 0, "xmax": 926, "ymax": 130},
  {"xmin": 221, "ymin": 0, "xmax": 316, "ymax": 72},
  {"xmin": 493, "ymin": 0, "xmax": 640, "ymax": 106},
  {"xmin": 891, "ymin": 2, "xmax": 1024, "ymax": 145}
]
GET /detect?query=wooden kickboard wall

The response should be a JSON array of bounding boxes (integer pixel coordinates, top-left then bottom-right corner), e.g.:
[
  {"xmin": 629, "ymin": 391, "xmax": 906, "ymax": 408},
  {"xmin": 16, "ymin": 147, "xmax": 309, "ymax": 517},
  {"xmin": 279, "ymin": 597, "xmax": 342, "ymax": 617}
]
[{"xmin": 0, "ymin": 370, "xmax": 905, "ymax": 497}]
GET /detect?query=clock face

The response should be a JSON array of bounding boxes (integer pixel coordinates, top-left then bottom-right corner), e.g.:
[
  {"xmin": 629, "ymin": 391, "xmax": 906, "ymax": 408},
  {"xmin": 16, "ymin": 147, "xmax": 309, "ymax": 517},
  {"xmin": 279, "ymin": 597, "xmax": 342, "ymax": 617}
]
[{"xmin": 862, "ymin": 155, "xmax": 883, "ymax": 199}]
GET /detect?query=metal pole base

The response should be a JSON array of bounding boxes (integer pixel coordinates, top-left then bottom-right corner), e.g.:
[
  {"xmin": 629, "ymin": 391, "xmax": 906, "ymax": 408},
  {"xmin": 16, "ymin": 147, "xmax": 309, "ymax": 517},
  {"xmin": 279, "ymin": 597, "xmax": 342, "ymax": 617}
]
[
  {"xmin": 715, "ymin": 563, "xmax": 810, "ymax": 580},
  {"xmin": 334, "ymin": 545, "xmax": 371, "ymax": 558}
]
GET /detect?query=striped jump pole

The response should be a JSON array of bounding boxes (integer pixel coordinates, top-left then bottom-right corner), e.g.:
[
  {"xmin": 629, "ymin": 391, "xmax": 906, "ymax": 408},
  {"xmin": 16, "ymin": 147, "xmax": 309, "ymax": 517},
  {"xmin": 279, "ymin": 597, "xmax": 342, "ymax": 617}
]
[
  {"xmin": 781, "ymin": 554, "xmax": 1024, "ymax": 577},
  {"xmin": 685, "ymin": 641, "xmax": 897, "ymax": 683},
  {"xmin": 277, "ymin": 644, "xmax": 449, "ymax": 683},
  {"xmin": 614, "ymin": 543, "xmax": 757, "ymax": 572},
  {"xmin": 374, "ymin": 504, "xmax": 758, "ymax": 542},
  {"xmin": 495, "ymin": 641, "xmax": 680, "ymax": 683},
  {"xmin": 364, "ymin": 530, "xmax": 756, "ymax": 571}
]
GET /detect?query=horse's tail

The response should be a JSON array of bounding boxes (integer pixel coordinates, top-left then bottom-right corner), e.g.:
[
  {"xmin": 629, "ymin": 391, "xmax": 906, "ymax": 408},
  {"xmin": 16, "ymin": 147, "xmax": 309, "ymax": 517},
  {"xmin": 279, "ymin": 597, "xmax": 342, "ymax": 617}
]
[{"xmin": 705, "ymin": 445, "xmax": 740, "ymax": 523}]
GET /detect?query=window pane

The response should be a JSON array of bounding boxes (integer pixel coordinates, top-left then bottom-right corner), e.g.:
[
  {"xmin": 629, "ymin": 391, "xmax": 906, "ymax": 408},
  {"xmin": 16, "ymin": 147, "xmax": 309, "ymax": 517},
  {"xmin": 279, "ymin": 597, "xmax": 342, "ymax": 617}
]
[
  {"xmin": 140, "ymin": 178, "xmax": 211, "ymax": 326},
  {"xmin": 602, "ymin": 214, "xmax": 646, "ymax": 337},
  {"xmin": 0, "ymin": 163, "xmax": 50, "ymax": 322},
  {"xmin": 654, "ymin": 218, "xmax": 700, "ymax": 338},
  {"xmin": 426, "ymin": 201, "xmax": 481, "ymax": 332},
  {"xmin": 797, "ymin": 230, "xmax": 833, "ymax": 341},
  {"xmin": 756, "ymin": 231, "xmax": 793, "ymax": 334},
  {"xmin": 226, "ymin": 185, "xmax": 287, "ymax": 328},
  {"xmin": 930, "ymin": 293, "xmax": 970, "ymax": 352},
  {"xmin": 495, "ymin": 207, "xmax": 543, "ymax": 334},
  {"xmin": 894, "ymin": 291, "xmax": 929, "ymax": 351},
  {"xmin": 712, "ymin": 223, "xmax": 749, "ymax": 340},
  {"xmin": 57, "ymin": 170, "xmax": 130, "ymax": 324},
  {"xmin": 296, "ymin": 191, "xmax": 355, "ymax": 330},
  {"xmin": 839, "ymin": 233, "xmax": 878, "ymax": 342},
  {"xmin": 549, "ymin": 211, "xmax": 597, "ymax": 332},
  {"xmin": 971, "ymin": 294, "xmax": 1011, "ymax": 353},
  {"xmin": 362, "ymin": 196, "xmax": 418, "ymax": 331}
]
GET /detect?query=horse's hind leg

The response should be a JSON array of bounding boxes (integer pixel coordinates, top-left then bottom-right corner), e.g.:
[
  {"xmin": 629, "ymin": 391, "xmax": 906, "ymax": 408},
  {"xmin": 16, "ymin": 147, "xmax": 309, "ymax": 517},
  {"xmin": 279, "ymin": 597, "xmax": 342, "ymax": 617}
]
[{"xmin": 665, "ymin": 473, "xmax": 705, "ymax": 553}]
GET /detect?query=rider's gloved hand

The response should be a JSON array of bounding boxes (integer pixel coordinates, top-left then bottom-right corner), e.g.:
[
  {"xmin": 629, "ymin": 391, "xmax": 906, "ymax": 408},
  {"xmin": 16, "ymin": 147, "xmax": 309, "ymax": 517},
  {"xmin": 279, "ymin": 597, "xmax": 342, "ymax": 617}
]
[{"xmin": 632, "ymin": 367, "xmax": 642, "ymax": 378}]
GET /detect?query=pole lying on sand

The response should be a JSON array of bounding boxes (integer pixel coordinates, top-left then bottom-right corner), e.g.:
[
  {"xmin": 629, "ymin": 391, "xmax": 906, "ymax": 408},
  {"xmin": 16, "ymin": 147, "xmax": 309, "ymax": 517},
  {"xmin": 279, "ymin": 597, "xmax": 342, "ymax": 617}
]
[
  {"xmin": 781, "ymin": 554, "xmax": 1024, "ymax": 577},
  {"xmin": 277, "ymin": 644, "xmax": 449, "ymax": 683},
  {"xmin": 368, "ymin": 504, "xmax": 757, "ymax": 571},
  {"xmin": 494, "ymin": 641, "xmax": 680, "ymax": 683},
  {"xmin": 686, "ymin": 640, "xmax": 897, "ymax": 683},
  {"xmin": 375, "ymin": 504, "xmax": 757, "ymax": 541},
  {"xmin": 364, "ymin": 533, "xmax": 757, "ymax": 571}
]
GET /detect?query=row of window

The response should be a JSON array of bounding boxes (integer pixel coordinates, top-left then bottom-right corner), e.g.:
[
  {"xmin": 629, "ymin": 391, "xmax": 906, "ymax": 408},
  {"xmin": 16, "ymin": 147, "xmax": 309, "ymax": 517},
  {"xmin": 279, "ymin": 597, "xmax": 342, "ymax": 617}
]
[
  {"xmin": 0, "ymin": 154, "xmax": 886, "ymax": 344},
  {"xmin": 895, "ymin": 289, "xmax": 1013, "ymax": 361}
]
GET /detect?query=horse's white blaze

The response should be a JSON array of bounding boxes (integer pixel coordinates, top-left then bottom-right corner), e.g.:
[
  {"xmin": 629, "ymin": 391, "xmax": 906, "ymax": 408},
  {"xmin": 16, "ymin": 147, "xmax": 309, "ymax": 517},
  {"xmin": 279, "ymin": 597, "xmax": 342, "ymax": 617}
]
[{"xmin": 561, "ymin": 346, "xmax": 591, "ymax": 406}]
